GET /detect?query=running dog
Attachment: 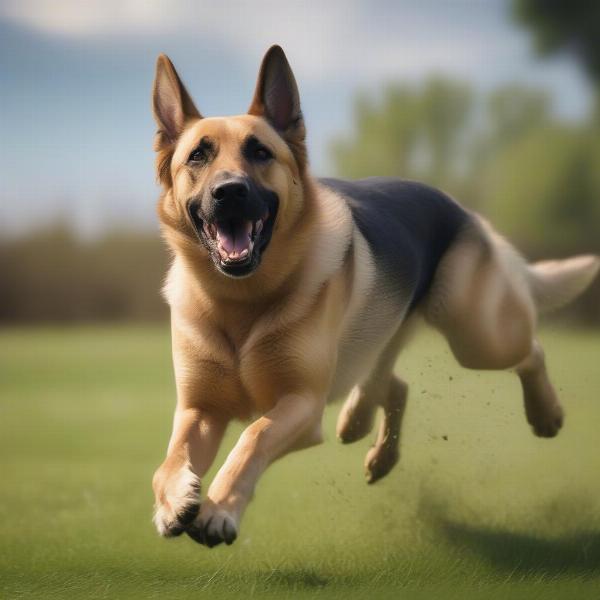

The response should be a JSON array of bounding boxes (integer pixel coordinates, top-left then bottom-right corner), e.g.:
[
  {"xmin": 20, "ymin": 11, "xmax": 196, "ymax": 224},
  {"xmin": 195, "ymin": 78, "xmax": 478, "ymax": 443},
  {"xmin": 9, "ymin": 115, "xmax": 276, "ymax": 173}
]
[{"xmin": 150, "ymin": 45, "xmax": 599, "ymax": 547}]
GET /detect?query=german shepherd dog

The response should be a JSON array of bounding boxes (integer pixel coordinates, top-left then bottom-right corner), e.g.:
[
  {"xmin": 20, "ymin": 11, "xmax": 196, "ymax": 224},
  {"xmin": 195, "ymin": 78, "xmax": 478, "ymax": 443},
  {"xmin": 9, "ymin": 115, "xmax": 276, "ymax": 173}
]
[{"xmin": 151, "ymin": 46, "xmax": 599, "ymax": 548}]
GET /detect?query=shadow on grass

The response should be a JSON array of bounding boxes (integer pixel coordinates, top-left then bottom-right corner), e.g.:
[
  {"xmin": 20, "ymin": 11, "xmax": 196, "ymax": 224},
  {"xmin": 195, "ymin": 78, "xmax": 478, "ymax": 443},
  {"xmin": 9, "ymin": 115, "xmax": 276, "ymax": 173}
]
[
  {"xmin": 436, "ymin": 518, "xmax": 600, "ymax": 575},
  {"xmin": 416, "ymin": 487, "xmax": 600, "ymax": 576},
  {"xmin": 421, "ymin": 496, "xmax": 600, "ymax": 577}
]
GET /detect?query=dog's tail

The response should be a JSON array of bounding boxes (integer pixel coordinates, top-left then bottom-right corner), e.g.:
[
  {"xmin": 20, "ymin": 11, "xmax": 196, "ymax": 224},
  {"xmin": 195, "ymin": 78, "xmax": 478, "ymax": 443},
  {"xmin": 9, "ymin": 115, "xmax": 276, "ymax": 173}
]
[{"xmin": 528, "ymin": 254, "xmax": 600, "ymax": 313}]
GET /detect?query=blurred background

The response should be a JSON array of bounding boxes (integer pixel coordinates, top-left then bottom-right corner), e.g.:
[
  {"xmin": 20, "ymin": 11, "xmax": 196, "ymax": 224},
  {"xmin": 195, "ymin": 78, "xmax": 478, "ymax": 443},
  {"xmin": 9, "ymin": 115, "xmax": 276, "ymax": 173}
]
[
  {"xmin": 1, "ymin": 0, "xmax": 599, "ymax": 324},
  {"xmin": 2, "ymin": 3, "xmax": 600, "ymax": 598}
]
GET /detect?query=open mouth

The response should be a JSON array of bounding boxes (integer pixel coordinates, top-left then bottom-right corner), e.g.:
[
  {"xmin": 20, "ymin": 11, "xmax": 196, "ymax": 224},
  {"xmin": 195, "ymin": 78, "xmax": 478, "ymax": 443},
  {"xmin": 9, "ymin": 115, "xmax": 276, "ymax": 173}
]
[
  {"xmin": 188, "ymin": 201, "xmax": 278, "ymax": 277},
  {"xmin": 202, "ymin": 216, "xmax": 266, "ymax": 266}
]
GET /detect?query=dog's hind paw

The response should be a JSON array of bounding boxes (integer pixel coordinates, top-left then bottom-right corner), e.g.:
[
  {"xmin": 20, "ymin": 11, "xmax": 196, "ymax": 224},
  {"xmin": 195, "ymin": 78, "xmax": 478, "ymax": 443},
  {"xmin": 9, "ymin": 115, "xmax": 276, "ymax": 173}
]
[
  {"xmin": 364, "ymin": 442, "xmax": 399, "ymax": 484},
  {"xmin": 336, "ymin": 386, "xmax": 377, "ymax": 444},
  {"xmin": 529, "ymin": 404, "xmax": 564, "ymax": 438}
]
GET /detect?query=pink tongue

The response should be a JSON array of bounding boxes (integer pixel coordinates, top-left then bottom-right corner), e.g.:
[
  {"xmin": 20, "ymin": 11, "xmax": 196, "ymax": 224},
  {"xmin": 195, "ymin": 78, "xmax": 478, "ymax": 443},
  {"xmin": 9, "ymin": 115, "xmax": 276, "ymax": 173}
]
[{"xmin": 217, "ymin": 220, "xmax": 252, "ymax": 255}]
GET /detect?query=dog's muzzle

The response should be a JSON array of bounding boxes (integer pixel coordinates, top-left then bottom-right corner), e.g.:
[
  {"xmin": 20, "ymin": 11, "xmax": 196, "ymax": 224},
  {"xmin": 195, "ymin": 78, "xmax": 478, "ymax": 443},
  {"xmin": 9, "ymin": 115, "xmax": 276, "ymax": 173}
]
[{"xmin": 187, "ymin": 174, "xmax": 279, "ymax": 278}]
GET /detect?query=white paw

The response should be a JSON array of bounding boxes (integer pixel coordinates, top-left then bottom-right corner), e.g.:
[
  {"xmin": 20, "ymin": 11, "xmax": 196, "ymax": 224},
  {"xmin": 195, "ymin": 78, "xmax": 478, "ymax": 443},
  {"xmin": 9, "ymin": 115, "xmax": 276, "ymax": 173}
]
[
  {"xmin": 186, "ymin": 499, "xmax": 238, "ymax": 547},
  {"xmin": 153, "ymin": 466, "xmax": 200, "ymax": 537}
]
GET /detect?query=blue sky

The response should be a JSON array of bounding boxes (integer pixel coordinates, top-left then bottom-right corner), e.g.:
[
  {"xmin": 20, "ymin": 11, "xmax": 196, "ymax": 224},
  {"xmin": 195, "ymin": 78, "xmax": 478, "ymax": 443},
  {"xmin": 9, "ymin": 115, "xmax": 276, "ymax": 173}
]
[{"xmin": 0, "ymin": 0, "xmax": 592, "ymax": 236}]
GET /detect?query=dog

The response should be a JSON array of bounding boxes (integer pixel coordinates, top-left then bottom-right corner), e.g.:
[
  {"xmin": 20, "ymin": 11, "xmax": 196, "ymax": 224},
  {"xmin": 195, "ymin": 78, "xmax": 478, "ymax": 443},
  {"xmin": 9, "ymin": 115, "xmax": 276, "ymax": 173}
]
[{"xmin": 150, "ymin": 45, "xmax": 600, "ymax": 548}]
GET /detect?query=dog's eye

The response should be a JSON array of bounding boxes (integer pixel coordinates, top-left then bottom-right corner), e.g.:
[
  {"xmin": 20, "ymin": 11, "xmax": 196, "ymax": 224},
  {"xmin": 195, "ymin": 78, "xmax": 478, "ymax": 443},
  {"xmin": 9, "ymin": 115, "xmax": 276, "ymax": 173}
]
[
  {"xmin": 242, "ymin": 136, "xmax": 274, "ymax": 164},
  {"xmin": 188, "ymin": 146, "xmax": 209, "ymax": 163},
  {"xmin": 188, "ymin": 138, "xmax": 214, "ymax": 164},
  {"xmin": 189, "ymin": 147, "xmax": 206, "ymax": 162},
  {"xmin": 254, "ymin": 146, "xmax": 273, "ymax": 162}
]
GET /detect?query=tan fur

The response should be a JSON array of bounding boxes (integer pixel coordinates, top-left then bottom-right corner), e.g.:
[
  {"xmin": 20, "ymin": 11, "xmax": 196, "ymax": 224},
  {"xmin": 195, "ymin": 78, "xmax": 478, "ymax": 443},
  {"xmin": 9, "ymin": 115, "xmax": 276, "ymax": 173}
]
[
  {"xmin": 424, "ymin": 217, "xmax": 536, "ymax": 370},
  {"xmin": 529, "ymin": 255, "xmax": 600, "ymax": 313},
  {"xmin": 150, "ymin": 47, "xmax": 599, "ymax": 547}
]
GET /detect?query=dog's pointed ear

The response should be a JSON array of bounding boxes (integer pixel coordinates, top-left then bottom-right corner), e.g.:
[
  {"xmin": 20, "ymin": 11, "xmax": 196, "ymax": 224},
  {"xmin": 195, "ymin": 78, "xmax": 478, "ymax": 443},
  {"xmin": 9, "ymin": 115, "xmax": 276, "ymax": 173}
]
[
  {"xmin": 152, "ymin": 54, "xmax": 200, "ymax": 186},
  {"xmin": 153, "ymin": 54, "xmax": 200, "ymax": 145},
  {"xmin": 248, "ymin": 46, "xmax": 306, "ymax": 166}
]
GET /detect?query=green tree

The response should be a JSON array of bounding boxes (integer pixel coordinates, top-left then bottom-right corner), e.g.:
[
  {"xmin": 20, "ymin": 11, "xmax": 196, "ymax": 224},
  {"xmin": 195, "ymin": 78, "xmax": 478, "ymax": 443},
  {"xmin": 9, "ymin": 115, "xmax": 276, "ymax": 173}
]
[
  {"xmin": 419, "ymin": 78, "xmax": 472, "ymax": 185},
  {"xmin": 331, "ymin": 77, "xmax": 473, "ymax": 195},
  {"xmin": 513, "ymin": 0, "xmax": 600, "ymax": 85},
  {"xmin": 486, "ymin": 85, "xmax": 551, "ymax": 149},
  {"xmin": 479, "ymin": 125, "xmax": 592, "ymax": 249}
]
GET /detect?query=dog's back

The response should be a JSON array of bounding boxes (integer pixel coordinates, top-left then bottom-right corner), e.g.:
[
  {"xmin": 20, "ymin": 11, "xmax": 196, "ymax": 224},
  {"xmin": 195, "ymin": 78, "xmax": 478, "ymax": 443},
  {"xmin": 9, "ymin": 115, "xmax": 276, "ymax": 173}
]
[{"xmin": 320, "ymin": 177, "xmax": 469, "ymax": 310}]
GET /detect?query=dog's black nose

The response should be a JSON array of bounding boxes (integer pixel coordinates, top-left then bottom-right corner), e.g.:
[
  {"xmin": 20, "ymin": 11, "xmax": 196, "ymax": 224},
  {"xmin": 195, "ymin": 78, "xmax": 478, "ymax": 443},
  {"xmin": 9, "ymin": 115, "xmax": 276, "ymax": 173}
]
[{"xmin": 211, "ymin": 178, "xmax": 249, "ymax": 202}]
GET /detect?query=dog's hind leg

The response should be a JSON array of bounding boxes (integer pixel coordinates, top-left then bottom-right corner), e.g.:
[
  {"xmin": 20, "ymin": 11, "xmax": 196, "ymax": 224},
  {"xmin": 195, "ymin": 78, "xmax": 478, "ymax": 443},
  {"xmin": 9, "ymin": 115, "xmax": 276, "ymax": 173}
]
[
  {"xmin": 336, "ymin": 322, "xmax": 412, "ymax": 444},
  {"xmin": 337, "ymin": 322, "xmax": 413, "ymax": 483},
  {"xmin": 364, "ymin": 374, "xmax": 408, "ymax": 483},
  {"xmin": 425, "ymin": 220, "xmax": 570, "ymax": 439},
  {"xmin": 516, "ymin": 340, "xmax": 564, "ymax": 437},
  {"xmin": 337, "ymin": 366, "xmax": 409, "ymax": 483}
]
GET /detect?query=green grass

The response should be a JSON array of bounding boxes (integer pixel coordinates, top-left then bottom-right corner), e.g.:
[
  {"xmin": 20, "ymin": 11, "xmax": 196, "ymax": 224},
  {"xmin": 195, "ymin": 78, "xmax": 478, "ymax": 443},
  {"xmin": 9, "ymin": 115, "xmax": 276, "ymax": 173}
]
[{"xmin": 1, "ymin": 324, "xmax": 599, "ymax": 599}]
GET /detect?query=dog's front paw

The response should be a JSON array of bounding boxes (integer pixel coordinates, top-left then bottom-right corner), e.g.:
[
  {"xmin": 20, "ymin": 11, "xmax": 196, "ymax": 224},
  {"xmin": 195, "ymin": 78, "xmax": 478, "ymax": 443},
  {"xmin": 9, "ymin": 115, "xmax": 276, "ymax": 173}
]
[
  {"xmin": 186, "ymin": 499, "xmax": 238, "ymax": 548},
  {"xmin": 153, "ymin": 465, "xmax": 201, "ymax": 537}
]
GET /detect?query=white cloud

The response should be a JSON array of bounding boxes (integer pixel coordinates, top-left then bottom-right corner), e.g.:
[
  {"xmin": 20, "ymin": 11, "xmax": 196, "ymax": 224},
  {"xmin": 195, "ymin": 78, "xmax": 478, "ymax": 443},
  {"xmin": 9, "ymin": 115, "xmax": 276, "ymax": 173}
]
[
  {"xmin": 0, "ymin": 0, "xmax": 354, "ymax": 38},
  {"xmin": 0, "ymin": 0, "xmax": 179, "ymax": 36},
  {"xmin": 0, "ymin": 0, "xmax": 498, "ymax": 82}
]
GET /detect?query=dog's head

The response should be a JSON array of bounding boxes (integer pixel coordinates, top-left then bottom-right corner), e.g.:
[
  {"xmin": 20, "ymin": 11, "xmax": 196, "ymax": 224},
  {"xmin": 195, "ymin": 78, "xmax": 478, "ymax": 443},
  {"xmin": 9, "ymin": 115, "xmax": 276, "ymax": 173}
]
[{"xmin": 152, "ymin": 46, "xmax": 307, "ymax": 279}]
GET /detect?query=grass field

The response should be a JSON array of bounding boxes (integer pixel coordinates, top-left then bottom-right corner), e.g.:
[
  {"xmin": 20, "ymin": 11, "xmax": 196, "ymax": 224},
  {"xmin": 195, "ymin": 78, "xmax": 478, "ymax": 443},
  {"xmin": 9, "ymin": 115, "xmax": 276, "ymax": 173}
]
[{"xmin": 1, "ymin": 325, "xmax": 599, "ymax": 599}]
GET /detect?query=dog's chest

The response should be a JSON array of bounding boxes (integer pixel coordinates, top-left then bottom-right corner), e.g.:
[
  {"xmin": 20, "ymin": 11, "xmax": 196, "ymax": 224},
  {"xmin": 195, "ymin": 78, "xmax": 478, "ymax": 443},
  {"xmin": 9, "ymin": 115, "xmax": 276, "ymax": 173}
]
[{"xmin": 191, "ymin": 315, "xmax": 303, "ymax": 417}]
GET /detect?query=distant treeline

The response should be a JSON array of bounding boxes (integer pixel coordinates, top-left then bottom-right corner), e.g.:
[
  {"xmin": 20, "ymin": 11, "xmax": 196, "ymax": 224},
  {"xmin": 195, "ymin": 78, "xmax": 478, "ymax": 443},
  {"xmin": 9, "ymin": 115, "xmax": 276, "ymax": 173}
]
[
  {"xmin": 0, "ymin": 225, "xmax": 169, "ymax": 323},
  {"xmin": 0, "ymin": 217, "xmax": 598, "ymax": 325}
]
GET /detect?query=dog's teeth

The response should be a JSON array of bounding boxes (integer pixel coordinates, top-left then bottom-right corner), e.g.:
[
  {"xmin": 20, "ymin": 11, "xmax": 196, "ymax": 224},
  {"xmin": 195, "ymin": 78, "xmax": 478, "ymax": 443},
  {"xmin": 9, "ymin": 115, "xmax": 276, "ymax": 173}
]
[
  {"xmin": 240, "ymin": 249, "xmax": 249, "ymax": 258},
  {"xmin": 255, "ymin": 220, "xmax": 263, "ymax": 236}
]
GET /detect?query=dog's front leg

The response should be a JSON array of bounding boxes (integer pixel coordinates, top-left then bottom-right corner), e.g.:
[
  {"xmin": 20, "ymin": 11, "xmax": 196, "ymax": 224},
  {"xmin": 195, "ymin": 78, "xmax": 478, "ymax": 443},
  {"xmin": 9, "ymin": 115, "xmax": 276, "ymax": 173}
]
[
  {"xmin": 187, "ymin": 393, "xmax": 324, "ymax": 547},
  {"xmin": 153, "ymin": 407, "xmax": 228, "ymax": 537}
]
